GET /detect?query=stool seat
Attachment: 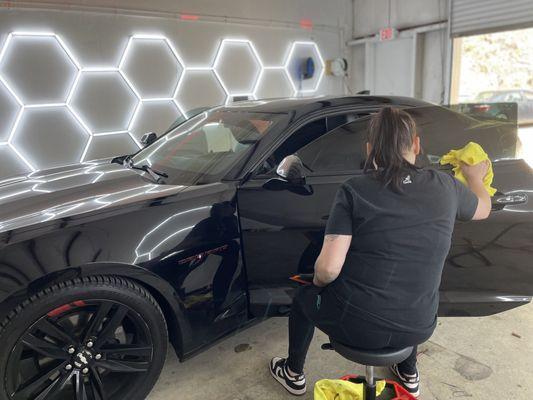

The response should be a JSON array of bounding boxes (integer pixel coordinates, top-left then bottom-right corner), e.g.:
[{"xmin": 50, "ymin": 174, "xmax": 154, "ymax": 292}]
[{"xmin": 330, "ymin": 339, "xmax": 413, "ymax": 367}]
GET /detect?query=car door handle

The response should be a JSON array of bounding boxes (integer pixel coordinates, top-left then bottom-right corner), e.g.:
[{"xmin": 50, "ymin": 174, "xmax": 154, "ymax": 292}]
[{"xmin": 492, "ymin": 193, "xmax": 528, "ymax": 210}]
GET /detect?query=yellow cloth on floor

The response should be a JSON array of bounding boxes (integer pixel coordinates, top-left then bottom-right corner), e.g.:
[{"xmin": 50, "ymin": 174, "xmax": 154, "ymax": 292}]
[
  {"xmin": 440, "ymin": 141, "xmax": 497, "ymax": 196},
  {"xmin": 314, "ymin": 379, "xmax": 386, "ymax": 400}
]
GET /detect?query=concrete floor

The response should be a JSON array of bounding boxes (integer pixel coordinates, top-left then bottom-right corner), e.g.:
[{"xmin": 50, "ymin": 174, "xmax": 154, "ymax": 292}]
[{"xmin": 148, "ymin": 300, "xmax": 532, "ymax": 400}]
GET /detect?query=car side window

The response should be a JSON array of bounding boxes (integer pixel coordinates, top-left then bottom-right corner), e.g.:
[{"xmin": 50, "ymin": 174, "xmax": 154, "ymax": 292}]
[
  {"xmin": 255, "ymin": 113, "xmax": 363, "ymax": 175},
  {"xmin": 297, "ymin": 117, "xmax": 368, "ymax": 174},
  {"xmin": 255, "ymin": 118, "xmax": 327, "ymax": 175}
]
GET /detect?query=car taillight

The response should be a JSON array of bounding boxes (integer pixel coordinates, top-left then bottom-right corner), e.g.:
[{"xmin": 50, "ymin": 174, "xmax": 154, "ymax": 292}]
[{"xmin": 473, "ymin": 104, "xmax": 491, "ymax": 112}]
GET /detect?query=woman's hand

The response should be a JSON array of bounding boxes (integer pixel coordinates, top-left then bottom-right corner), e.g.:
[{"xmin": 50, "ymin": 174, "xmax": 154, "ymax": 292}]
[
  {"xmin": 461, "ymin": 160, "xmax": 489, "ymax": 183},
  {"xmin": 461, "ymin": 160, "xmax": 491, "ymax": 220}
]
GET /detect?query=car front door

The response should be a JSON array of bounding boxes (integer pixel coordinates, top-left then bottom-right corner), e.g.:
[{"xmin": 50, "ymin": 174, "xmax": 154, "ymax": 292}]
[{"xmin": 237, "ymin": 115, "xmax": 369, "ymax": 317}]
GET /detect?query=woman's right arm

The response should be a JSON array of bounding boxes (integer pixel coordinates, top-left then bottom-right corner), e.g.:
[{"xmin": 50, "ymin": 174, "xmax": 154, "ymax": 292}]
[
  {"xmin": 313, "ymin": 234, "xmax": 352, "ymax": 287},
  {"xmin": 461, "ymin": 160, "xmax": 491, "ymax": 220}
]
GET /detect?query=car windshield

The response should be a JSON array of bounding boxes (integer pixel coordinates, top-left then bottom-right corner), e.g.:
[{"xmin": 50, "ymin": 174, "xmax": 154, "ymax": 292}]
[
  {"xmin": 131, "ymin": 110, "xmax": 282, "ymax": 185},
  {"xmin": 164, "ymin": 106, "xmax": 210, "ymax": 134}
]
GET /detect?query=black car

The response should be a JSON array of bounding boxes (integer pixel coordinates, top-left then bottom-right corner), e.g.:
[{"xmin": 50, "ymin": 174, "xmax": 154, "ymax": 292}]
[
  {"xmin": 473, "ymin": 89, "xmax": 533, "ymax": 124},
  {"xmin": 0, "ymin": 96, "xmax": 531, "ymax": 400}
]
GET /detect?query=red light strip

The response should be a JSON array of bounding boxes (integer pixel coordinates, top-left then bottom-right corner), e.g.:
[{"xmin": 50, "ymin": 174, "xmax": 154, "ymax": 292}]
[
  {"xmin": 181, "ymin": 14, "xmax": 199, "ymax": 21},
  {"xmin": 300, "ymin": 19, "xmax": 313, "ymax": 30}
]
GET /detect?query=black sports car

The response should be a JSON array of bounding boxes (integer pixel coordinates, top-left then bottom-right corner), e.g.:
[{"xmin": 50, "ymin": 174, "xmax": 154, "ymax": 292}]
[
  {"xmin": 474, "ymin": 89, "xmax": 533, "ymax": 124},
  {"xmin": 0, "ymin": 96, "xmax": 531, "ymax": 400}
]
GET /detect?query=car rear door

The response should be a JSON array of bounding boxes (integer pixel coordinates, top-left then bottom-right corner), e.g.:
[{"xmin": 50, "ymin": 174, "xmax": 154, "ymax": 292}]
[{"xmin": 406, "ymin": 105, "xmax": 533, "ymax": 316}]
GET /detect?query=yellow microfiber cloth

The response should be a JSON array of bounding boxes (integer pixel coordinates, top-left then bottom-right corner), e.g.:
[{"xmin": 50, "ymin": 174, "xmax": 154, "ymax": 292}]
[
  {"xmin": 314, "ymin": 378, "xmax": 386, "ymax": 400},
  {"xmin": 440, "ymin": 141, "xmax": 497, "ymax": 196}
]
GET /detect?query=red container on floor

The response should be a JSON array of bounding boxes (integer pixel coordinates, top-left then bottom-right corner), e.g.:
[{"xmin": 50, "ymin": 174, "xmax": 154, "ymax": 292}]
[{"xmin": 340, "ymin": 375, "xmax": 418, "ymax": 400}]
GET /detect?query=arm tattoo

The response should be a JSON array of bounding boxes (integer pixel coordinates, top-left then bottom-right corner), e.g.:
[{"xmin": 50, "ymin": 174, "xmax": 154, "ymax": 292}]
[{"xmin": 324, "ymin": 234, "xmax": 339, "ymax": 242}]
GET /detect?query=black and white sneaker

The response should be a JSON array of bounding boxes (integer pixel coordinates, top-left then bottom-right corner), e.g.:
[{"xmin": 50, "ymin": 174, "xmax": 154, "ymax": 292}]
[
  {"xmin": 390, "ymin": 363, "xmax": 420, "ymax": 398},
  {"xmin": 269, "ymin": 357, "xmax": 306, "ymax": 396}
]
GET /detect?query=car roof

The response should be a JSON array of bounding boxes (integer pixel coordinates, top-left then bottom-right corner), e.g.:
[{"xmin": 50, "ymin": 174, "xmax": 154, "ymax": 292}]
[{"xmin": 221, "ymin": 95, "xmax": 433, "ymax": 114}]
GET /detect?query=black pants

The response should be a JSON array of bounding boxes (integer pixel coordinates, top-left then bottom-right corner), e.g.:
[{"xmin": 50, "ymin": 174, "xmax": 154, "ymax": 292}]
[{"xmin": 287, "ymin": 285, "xmax": 431, "ymax": 375}]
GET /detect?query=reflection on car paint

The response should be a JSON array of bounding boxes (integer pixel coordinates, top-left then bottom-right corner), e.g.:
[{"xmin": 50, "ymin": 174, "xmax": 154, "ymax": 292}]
[
  {"xmin": 134, "ymin": 206, "xmax": 212, "ymax": 263},
  {"xmin": 0, "ymin": 162, "xmax": 185, "ymax": 231}
]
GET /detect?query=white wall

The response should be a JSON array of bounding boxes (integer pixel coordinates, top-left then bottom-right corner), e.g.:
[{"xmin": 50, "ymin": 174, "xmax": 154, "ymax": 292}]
[
  {"xmin": 12, "ymin": 0, "xmax": 353, "ymax": 29},
  {"xmin": 352, "ymin": 0, "xmax": 447, "ymax": 37},
  {"xmin": 0, "ymin": 0, "xmax": 352, "ymax": 179},
  {"xmin": 349, "ymin": 0, "xmax": 449, "ymax": 103},
  {"xmin": 422, "ymin": 29, "xmax": 448, "ymax": 103},
  {"xmin": 368, "ymin": 37, "xmax": 413, "ymax": 96}
]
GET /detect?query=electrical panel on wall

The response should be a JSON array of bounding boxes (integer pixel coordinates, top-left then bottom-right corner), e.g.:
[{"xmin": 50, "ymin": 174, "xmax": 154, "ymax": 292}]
[{"xmin": 0, "ymin": 32, "xmax": 324, "ymax": 179}]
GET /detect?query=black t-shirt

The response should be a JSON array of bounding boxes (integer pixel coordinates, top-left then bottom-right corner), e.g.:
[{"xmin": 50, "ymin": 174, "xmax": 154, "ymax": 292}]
[{"xmin": 324, "ymin": 168, "xmax": 478, "ymax": 335}]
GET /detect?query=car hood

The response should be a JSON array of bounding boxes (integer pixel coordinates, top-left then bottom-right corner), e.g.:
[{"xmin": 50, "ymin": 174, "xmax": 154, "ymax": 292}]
[{"xmin": 0, "ymin": 160, "xmax": 187, "ymax": 232}]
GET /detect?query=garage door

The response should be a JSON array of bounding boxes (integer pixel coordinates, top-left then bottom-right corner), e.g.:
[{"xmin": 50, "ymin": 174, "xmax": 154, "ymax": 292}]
[{"xmin": 451, "ymin": 0, "xmax": 533, "ymax": 37}]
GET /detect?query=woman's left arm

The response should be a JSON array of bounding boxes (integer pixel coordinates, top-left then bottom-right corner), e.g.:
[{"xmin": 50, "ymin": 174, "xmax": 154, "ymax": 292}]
[{"xmin": 313, "ymin": 234, "xmax": 352, "ymax": 287}]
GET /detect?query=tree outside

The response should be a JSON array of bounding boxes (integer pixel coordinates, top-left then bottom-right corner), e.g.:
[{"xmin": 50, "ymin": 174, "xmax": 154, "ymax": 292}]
[
  {"xmin": 452, "ymin": 27, "xmax": 533, "ymax": 167},
  {"xmin": 458, "ymin": 27, "xmax": 533, "ymax": 101}
]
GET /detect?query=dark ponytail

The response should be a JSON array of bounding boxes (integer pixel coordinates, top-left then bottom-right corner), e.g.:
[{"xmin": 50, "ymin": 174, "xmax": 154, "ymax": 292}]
[{"xmin": 364, "ymin": 107, "xmax": 418, "ymax": 193}]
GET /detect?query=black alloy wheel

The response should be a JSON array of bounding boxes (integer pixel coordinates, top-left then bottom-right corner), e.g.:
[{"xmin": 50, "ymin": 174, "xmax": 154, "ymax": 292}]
[{"xmin": 0, "ymin": 276, "xmax": 168, "ymax": 400}]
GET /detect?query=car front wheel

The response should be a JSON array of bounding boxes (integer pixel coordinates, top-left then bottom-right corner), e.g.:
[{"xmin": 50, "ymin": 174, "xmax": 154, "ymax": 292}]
[{"xmin": 0, "ymin": 275, "xmax": 168, "ymax": 400}]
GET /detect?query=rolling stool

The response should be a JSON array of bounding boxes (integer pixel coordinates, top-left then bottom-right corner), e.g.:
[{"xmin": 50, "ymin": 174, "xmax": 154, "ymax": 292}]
[{"xmin": 322, "ymin": 339, "xmax": 414, "ymax": 400}]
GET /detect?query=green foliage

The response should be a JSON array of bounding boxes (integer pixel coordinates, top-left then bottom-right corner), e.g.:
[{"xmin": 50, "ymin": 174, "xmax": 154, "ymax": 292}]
[{"xmin": 459, "ymin": 28, "xmax": 533, "ymax": 99}]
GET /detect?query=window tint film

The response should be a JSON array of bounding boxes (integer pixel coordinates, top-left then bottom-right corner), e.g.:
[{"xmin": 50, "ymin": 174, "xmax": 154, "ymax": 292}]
[
  {"xmin": 256, "ymin": 118, "xmax": 328, "ymax": 175},
  {"xmin": 256, "ymin": 113, "xmax": 368, "ymax": 176},
  {"xmin": 297, "ymin": 118, "xmax": 368, "ymax": 174}
]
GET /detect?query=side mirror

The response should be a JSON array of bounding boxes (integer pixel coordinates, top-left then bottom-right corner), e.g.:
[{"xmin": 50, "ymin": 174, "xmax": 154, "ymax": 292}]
[
  {"xmin": 276, "ymin": 154, "xmax": 306, "ymax": 185},
  {"xmin": 140, "ymin": 132, "xmax": 158, "ymax": 147}
]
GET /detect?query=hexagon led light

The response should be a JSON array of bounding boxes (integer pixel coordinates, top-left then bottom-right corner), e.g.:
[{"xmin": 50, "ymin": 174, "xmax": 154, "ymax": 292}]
[
  {"xmin": 212, "ymin": 39, "xmax": 263, "ymax": 102},
  {"xmin": 284, "ymin": 41, "xmax": 325, "ymax": 94},
  {"xmin": 0, "ymin": 31, "xmax": 324, "ymax": 176}
]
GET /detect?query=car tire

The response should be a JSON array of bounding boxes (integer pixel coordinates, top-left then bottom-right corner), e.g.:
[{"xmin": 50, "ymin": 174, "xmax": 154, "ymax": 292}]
[{"xmin": 0, "ymin": 275, "xmax": 168, "ymax": 400}]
